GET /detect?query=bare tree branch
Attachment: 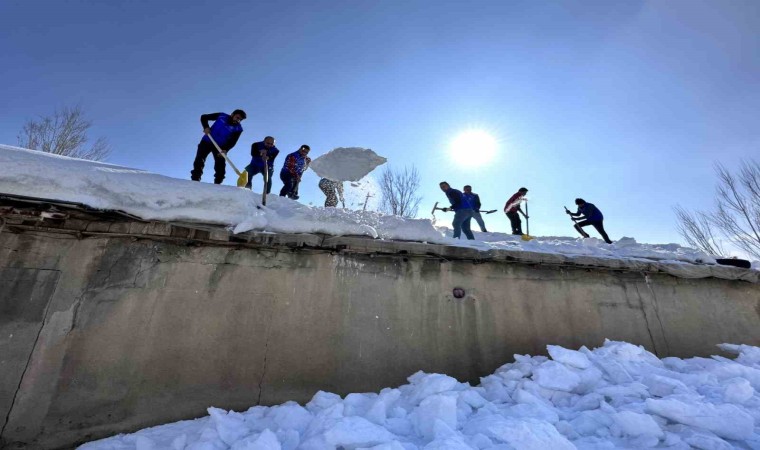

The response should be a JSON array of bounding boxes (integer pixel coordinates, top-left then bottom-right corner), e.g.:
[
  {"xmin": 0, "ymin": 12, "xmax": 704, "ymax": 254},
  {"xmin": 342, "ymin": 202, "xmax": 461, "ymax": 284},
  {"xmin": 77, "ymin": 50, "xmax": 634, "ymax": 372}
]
[
  {"xmin": 379, "ymin": 165, "xmax": 422, "ymax": 218},
  {"xmin": 676, "ymin": 159, "xmax": 760, "ymax": 259},
  {"xmin": 17, "ymin": 105, "xmax": 111, "ymax": 161},
  {"xmin": 674, "ymin": 205, "xmax": 725, "ymax": 256}
]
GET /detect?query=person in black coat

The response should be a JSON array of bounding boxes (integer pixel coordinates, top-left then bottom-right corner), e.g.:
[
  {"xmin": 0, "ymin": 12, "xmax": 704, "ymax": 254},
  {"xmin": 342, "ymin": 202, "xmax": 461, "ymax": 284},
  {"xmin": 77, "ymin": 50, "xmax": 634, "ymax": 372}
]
[{"xmin": 567, "ymin": 198, "xmax": 613, "ymax": 244}]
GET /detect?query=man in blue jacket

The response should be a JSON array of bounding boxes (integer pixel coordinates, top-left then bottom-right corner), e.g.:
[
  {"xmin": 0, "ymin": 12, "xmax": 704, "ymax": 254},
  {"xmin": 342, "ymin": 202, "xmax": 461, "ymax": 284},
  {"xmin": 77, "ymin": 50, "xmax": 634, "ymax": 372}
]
[
  {"xmin": 567, "ymin": 198, "xmax": 613, "ymax": 244},
  {"xmin": 439, "ymin": 181, "xmax": 475, "ymax": 240},
  {"xmin": 190, "ymin": 109, "xmax": 246, "ymax": 184},
  {"xmin": 245, "ymin": 136, "xmax": 279, "ymax": 193},
  {"xmin": 463, "ymin": 185, "xmax": 487, "ymax": 232}
]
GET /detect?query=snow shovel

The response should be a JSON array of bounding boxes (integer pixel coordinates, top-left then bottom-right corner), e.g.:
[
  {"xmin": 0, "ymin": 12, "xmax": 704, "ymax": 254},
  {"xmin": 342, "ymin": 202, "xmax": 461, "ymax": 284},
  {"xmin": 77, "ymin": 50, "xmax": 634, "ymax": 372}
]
[
  {"xmin": 479, "ymin": 209, "xmax": 498, "ymax": 214},
  {"xmin": 565, "ymin": 206, "xmax": 589, "ymax": 238},
  {"xmin": 521, "ymin": 200, "xmax": 533, "ymax": 241},
  {"xmin": 431, "ymin": 201, "xmax": 451, "ymax": 214},
  {"xmin": 207, "ymin": 134, "xmax": 248, "ymax": 188}
]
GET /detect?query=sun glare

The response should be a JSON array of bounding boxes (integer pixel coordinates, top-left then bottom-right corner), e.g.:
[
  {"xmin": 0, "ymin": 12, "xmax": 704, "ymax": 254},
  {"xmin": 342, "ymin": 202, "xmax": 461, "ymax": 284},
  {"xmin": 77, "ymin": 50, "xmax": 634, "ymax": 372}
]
[{"xmin": 449, "ymin": 129, "xmax": 497, "ymax": 167}]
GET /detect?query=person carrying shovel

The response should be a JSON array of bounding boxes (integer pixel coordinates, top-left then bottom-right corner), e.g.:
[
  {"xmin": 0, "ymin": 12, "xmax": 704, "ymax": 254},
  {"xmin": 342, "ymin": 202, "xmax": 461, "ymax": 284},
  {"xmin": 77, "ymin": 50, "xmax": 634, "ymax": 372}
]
[
  {"xmin": 190, "ymin": 109, "xmax": 246, "ymax": 185},
  {"xmin": 463, "ymin": 185, "xmax": 489, "ymax": 233},
  {"xmin": 245, "ymin": 136, "xmax": 279, "ymax": 194},
  {"xmin": 438, "ymin": 181, "xmax": 475, "ymax": 240},
  {"xmin": 504, "ymin": 187, "xmax": 529, "ymax": 235},
  {"xmin": 565, "ymin": 198, "xmax": 613, "ymax": 244}
]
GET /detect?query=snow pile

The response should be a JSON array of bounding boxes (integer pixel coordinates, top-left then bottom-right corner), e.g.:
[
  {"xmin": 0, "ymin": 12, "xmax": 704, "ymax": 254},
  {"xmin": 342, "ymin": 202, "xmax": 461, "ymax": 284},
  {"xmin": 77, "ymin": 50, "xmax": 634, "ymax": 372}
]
[
  {"xmin": 79, "ymin": 340, "xmax": 760, "ymax": 449},
  {"xmin": 309, "ymin": 147, "xmax": 387, "ymax": 181},
  {"xmin": 0, "ymin": 145, "xmax": 737, "ymax": 267}
]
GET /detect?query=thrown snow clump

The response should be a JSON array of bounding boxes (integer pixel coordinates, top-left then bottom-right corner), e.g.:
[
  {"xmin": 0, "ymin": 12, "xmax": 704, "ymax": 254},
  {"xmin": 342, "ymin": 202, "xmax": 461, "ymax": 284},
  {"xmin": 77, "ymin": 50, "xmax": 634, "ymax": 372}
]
[{"xmin": 309, "ymin": 147, "xmax": 387, "ymax": 181}]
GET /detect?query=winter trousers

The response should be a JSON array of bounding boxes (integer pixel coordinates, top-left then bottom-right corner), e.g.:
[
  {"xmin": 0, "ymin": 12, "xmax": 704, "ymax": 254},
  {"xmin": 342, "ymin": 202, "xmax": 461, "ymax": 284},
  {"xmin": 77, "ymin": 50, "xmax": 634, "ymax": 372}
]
[
  {"xmin": 575, "ymin": 220, "xmax": 613, "ymax": 244},
  {"xmin": 319, "ymin": 178, "xmax": 339, "ymax": 207},
  {"xmin": 245, "ymin": 165, "xmax": 274, "ymax": 193},
  {"xmin": 453, "ymin": 209, "xmax": 475, "ymax": 240},
  {"xmin": 470, "ymin": 211, "xmax": 487, "ymax": 232},
  {"xmin": 191, "ymin": 140, "xmax": 226, "ymax": 184},
  {"xmin": 506, "ymin": 211, "xmax": 523, "ymax": 235},
  {"xmin": 279, "ymin": 172, "xmax": 301, "ymax": 199}
]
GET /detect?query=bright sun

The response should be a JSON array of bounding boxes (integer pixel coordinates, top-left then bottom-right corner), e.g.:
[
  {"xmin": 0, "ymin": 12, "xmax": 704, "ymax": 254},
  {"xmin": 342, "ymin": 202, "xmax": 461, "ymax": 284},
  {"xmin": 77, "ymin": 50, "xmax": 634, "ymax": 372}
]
[{"xmin": 449, "ymin": 129, "xmax": 497, "ymax": 167}]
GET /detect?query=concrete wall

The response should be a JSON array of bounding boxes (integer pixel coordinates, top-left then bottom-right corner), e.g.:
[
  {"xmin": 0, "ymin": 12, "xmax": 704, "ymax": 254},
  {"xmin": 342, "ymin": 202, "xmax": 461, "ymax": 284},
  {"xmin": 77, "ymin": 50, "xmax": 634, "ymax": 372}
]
[{"xmin": 1, "ymin": 227, "xmax": 759, "ymax": 449}]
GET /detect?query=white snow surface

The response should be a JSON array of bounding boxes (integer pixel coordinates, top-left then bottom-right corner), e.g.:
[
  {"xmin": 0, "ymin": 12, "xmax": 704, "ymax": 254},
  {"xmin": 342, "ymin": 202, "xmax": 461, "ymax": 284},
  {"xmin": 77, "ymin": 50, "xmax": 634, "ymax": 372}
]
[
  {"xmin": 309, "ymin": 147, "xmax": 387, "ymax": 182},
  {"xmin": 0, "ymin": 145, "xmax": 735, "ymax": 268},
  {"xmin": 79, "ymin": 340, "xmax": 760, "ymax": 449}
]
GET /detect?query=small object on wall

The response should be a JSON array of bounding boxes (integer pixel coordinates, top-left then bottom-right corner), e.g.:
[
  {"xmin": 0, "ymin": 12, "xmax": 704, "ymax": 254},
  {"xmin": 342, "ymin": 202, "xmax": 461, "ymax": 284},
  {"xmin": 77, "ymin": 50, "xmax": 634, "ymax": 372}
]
[{"xmin": 453, "ymin": 287, "xmax": 465, "ymax": 299}]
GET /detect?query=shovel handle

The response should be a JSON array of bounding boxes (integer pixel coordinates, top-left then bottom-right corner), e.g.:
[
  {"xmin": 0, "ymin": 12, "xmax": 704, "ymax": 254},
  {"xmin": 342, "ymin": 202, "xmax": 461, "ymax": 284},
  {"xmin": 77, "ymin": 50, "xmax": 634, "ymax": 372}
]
[{"xmin": 207, "ymin": 134, "xmax": 242, "ymax": 176}]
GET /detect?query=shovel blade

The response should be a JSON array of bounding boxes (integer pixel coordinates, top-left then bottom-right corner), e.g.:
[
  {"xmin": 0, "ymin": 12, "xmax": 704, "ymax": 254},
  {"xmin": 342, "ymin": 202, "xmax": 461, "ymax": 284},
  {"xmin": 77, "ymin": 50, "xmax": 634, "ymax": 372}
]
[
  {"xmin": 521, "ymin": 234, "xmax": 534, "ymax": 241},
  {"xmin": 236, "ymin": 171, "xmax": 249, "ymax": 188}
]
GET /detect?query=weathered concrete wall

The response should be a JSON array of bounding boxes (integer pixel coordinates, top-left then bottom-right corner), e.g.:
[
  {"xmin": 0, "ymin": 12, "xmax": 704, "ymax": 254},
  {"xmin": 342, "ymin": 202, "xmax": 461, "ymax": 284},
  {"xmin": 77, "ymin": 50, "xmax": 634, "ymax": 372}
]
[{"xmin": 1, "ymin": 227, "xmax": 759, "ymax": 449}]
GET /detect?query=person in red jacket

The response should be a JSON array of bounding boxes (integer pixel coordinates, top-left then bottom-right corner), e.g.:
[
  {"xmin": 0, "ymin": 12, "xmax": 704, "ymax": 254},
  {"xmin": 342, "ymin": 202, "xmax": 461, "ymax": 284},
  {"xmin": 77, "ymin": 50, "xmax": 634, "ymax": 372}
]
[
  {"xmin": 279, "ymin": 145, "xmax": 311, "ymax": 199},
  {"xmin": 504, "ymin": 187, "xmax": 529, "ymax": 235}
]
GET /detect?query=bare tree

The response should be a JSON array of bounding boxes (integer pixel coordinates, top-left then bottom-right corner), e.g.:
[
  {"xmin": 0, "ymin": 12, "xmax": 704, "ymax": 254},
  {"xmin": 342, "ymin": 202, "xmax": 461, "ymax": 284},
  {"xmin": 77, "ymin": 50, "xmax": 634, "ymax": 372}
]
[
  {"xmin": 675, "ymin": 160, "xmax": 760, "ymax": 259},
  {"xmin": 674, "ymin": 206, "xmax": 726, "ymax": 257},
  {"xmin": 379, "ymin": 165, "xmax": 422, "ymax": 218},
  {"xmin": 17, "ymin": 105, "xmax": 111, "ymax": 161}
]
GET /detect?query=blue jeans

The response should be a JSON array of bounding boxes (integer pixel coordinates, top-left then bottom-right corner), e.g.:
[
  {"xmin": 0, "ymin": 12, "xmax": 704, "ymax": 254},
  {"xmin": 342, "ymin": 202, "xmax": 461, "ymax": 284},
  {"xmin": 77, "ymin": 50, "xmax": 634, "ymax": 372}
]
[
  {"xmin": 452, "ymin": 209, "xmax": 475, "ymax": 240},
  {"xmin": 470, "ymin": 211, "xmax": 487, "ymax": 232},
  {"xmin": 245, "ymin": 164, "xmax": 273, "ymax": 193},
  {"xmin": 279, "ymin": 172, "xmax": 300, "ymax": 198}
]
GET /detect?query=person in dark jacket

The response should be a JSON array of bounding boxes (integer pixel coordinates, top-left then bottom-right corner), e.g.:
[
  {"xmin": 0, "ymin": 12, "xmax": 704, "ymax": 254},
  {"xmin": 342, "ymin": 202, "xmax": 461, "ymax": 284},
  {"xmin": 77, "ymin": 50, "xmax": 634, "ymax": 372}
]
[
  {"xmin": 245, "ymin": 136, "xmax": 279, "ymax": 193},
  {"xmin": 463, "ymin": 185, "xmax": 487, "ymax": 232},
  {"xmin": 567, "ymin": 198, "xmax": 613, "ymax": 244},
  {"xmin": 504, "ymin": 187, "xmax": 528, "ymax": 235},
  {"xmin": 190, "ymin": 109, "xmax": 246, "ymax": 184},
  {"xmin": 279, "ymin": 145, "xmax": 311, "ymax": 199},
  {"xmin": 439, "ymin": 181, "xmax": 475, "ymax": 240}
]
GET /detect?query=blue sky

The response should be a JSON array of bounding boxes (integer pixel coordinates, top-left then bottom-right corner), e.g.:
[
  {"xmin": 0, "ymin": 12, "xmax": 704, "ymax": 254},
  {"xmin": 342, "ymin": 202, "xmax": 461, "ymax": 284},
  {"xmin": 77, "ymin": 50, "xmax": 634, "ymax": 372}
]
[{"xmin": 1, "ymin": 0, "xmax": 758, "ymax": 247}]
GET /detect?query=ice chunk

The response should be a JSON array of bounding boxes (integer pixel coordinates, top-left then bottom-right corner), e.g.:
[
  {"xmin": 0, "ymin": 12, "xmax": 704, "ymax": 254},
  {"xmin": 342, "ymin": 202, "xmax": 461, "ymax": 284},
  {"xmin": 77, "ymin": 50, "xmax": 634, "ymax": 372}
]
[
  {"xmin": 718, "ymin": 343, "xmax": 760, "ymax": 366},
  {"xmin": 646, "ymin": 397, "xmax": 754, "ymax": 440},
  {"xmin": 479, "ymin": 375, "xmax": 512, "ymax": 403},
  {"xmin": 405, "ymin": 373, "xmax": 459, "ymax": 405},
  {"xmin": 463, "ymin": 416, "xmax": 575, "ymax": 449},
  {"xmin": 532, "ymin": 361, "xmax": 582, "ymax": 392},
  {"xmin": 723, "ymin": 378, "xmax": 755, "ymax": 404},
  {"xmin": 266, "ymin": 402, "xmax": 312, "ymax": 432},
  {"xmin": 548, "ymin": 345, "xmax": 592, "ymax": 369},
  {"xmin": 306, "ymin": 391, "xmax": 343, "ymax": 413},
  {"xmin": 641, "ymin": 374, "xmax": 690, "ymax": 398},
  {"xmin": 300, "ymin": 416, "xmax": 396, "ymax": 450},
  {"xmin": 667, "ymin": 424, "xmax": 734, "ymax": 450},
  {"xmin": 365, "ymin": 389, "xmax": 402, "ymax": 425},
  {"xmin": 568, "ymin": 410, "xmax": 614, "ymax": 437},
  {"xmin": 611, "ymin": 411, "xmax": 663, "ymax": 438},
  {"xmin": 345, "ymin": 393, "xmax": 376, "ymax": 417},
  {"xmin": 208, "ymin": 407, "xmax": 250, "ymax": 446},
  {"xmin": 230, "ymin": 429, "xmax": 281, "ymax": 450},
  {"xmin": 412, "ymin": 394, "xmax": 457, "ymax": 440},
  {"xmin": 575, "ymin": 366, "xmax": 604, "ymax": 395}
]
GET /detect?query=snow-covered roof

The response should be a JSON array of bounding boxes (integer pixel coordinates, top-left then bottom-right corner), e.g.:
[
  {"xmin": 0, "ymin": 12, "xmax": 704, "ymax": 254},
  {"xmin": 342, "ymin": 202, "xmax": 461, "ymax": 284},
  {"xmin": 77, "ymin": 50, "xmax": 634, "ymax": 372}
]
[{"xmin": 1, "ymin": 145, "xmax": 756, "ymax": 282}]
